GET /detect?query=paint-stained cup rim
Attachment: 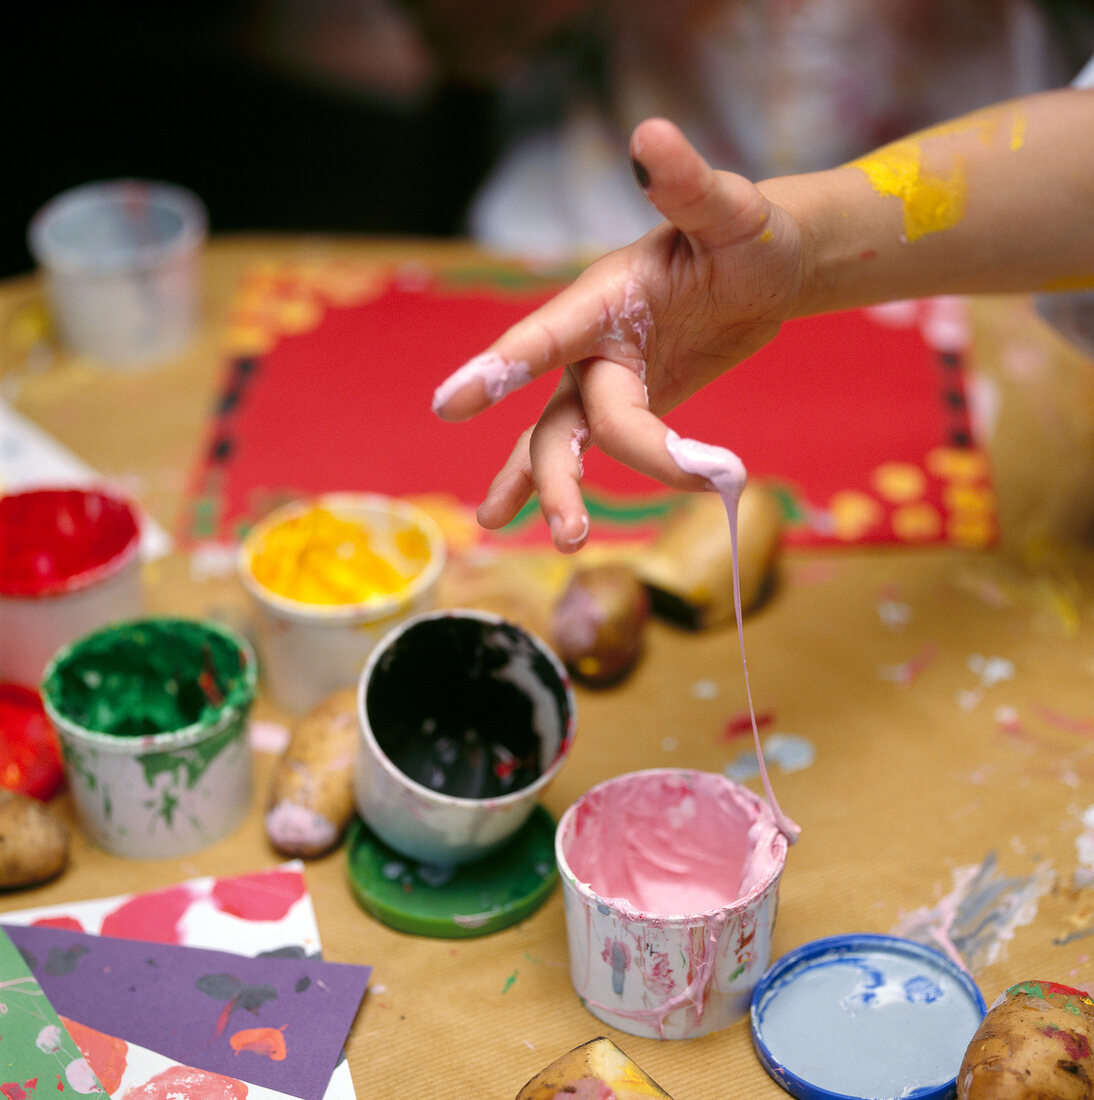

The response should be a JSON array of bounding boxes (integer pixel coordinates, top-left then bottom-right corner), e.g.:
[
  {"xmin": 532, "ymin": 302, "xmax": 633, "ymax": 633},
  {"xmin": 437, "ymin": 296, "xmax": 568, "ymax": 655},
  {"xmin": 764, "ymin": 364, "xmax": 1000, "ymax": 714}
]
[
  {"xmin": 357, "ymin": 608, "xmax": 576, "ymax": 810},
  {"xmin": 40, "ymin": 616, "xmax": 257, "ymax": 754},
  {"xmin": 28, "ymin": 179, "xmax": 208, "ymax": 276},
  {"xmin": 0, "ymin": 486, "xmax": 142, "ymax": 598},
  {"xmin": 556, "ymin": 767, "xmax": 788, "ymax": 922},
  {"xmin": 238, "ymin": 492, "xmax": 446, "ymax": 624}
]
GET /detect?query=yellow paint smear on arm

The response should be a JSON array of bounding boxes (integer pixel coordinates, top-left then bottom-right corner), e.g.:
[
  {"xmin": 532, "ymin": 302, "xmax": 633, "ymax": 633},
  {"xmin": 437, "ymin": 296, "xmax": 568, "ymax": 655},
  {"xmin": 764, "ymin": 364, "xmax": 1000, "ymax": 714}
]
[
  {"xmin": 851, "ymin": 104, "xmax": 1027, "ymax": 243},
  {"xmin": 852, "ymin": 141, "xmax": 967, "ymax": 242}
]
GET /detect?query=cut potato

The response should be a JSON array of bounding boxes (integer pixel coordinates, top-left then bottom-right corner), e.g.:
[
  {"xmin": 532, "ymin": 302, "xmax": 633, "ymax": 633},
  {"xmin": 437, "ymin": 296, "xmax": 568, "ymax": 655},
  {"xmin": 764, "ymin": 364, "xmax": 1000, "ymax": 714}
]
[
  {"xmin": 637, "ymin": 484, "xmax": 782, "ymax": 629},
  {"xmin": 516, "ymin": 1037, "xmax": 674, "ymax": 1100},
  {"xmin": 265, "ymin": 687, "xmax": 359, "ymax": 857},
  {"xmin": 958, "ymin": 979, "xmax": 1094, "ymax": 1100},
  {"xmin": 0, "ymin": 788, "xmax": 69, "ymax": 889},
  {"xmin": 552, "ymin": 563, "xmax": 650, "ymax": 686}
]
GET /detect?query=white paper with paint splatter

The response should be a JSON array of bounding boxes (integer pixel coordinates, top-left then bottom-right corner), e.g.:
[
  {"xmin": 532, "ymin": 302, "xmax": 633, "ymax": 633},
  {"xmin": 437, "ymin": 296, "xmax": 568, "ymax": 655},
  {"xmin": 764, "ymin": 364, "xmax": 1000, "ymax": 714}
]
[{"xmin": 0, "ymin": 862, "xmax": 358, "ymax": 1100}]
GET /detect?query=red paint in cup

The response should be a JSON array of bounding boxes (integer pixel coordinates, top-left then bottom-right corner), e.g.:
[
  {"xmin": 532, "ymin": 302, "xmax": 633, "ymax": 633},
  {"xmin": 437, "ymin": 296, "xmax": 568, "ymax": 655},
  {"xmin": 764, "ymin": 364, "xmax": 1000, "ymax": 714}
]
[
  {"xmin": 0, "ymin": 487, "xmax": 144, "ymax": 687},
  {"xmin": 0, "ymin": 488, "xmax": 140, "ymax": 597}
]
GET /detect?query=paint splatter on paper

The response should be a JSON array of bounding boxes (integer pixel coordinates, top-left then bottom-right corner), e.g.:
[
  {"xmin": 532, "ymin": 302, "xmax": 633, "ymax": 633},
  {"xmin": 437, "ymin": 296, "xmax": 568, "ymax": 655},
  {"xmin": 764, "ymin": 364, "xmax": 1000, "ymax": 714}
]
[
  {"xmin": 0, "ymin": 865, "xmax": 358, "ymax": 1100},
  {"xmin": 3, "ymin": 922, "xmax": 370, "ymax": 1099},
  {"xmin": 63, "ymin": 1016, "xmax": 296, "ymax": 1100}
]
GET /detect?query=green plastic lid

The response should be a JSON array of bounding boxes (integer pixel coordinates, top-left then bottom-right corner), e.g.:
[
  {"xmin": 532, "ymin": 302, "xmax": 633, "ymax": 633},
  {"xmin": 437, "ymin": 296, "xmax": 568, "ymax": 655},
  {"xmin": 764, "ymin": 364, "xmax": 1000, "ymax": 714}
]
[{"xmin": 345, "ymin": 806, "xmax": 558, "ymax": 938}]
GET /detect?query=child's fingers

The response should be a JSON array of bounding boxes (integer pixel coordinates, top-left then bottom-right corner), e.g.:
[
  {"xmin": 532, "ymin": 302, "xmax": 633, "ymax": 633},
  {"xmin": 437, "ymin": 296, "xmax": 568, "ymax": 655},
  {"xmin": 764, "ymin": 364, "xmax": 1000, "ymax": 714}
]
[
  {"xmin": 528, "ymin": 369, "xmax": 592, "ymax": 552},
  {"xmin": 573, "ymin": 357, "xmax": 711, "ymax": 492},
  {"xmin": 630, "ymin": 118, "xmax": 769, "ymax": 253},
  {"xmin": 432, "ymin": 262, "xmax": 645, "ymax": 422},
  {"xmin": 475, "ymin": 428, "xmax": 537, "ymax": 531}
]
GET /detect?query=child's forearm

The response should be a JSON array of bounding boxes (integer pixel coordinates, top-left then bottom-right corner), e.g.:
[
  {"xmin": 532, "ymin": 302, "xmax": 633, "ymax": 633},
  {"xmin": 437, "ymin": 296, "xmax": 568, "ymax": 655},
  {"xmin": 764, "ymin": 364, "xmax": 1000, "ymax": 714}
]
[{"xmin": 759, "ymin": 87, "xmax": 1094, "ymax": 317}]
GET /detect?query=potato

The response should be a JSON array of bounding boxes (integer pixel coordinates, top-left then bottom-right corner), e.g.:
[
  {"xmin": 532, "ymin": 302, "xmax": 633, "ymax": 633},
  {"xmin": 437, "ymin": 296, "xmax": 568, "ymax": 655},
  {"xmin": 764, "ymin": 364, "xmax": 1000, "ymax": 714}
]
[
  {"xmin": 636, "ymin": 483, "xmax": 783, "ymax": 629},
  {"xmin": 516, "ymin": 1036, "xmax": 675, "ymax": 1100},
  {"xmin": 265, "ymin": 687, "xmax": 359, "ymax": 858},
  {"xmin": 958, "ymin": 979, "xmax": 1094, "ymax": 1100},
  {"xmin": 0, "ymin": 789, "xmax": 69, "ymax": 889},
  {"xmin": 552, "ymin": 563, "xmax": 649, "ymax": 686}
]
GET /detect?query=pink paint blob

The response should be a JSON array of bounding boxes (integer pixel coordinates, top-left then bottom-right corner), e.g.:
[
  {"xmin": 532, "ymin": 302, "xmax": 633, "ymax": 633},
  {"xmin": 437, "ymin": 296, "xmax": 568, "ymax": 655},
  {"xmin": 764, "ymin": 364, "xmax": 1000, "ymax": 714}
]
[
  {"xmin": 0, "ymin": 489, "xmax": 140, "ymax": 598},
  {"xmin": 211, "ymin": 868, "xmax": 305, "ymax": 921},
  {"xmin": 32, "ymin": 916, "xmax": 84, "ymax": 933}
]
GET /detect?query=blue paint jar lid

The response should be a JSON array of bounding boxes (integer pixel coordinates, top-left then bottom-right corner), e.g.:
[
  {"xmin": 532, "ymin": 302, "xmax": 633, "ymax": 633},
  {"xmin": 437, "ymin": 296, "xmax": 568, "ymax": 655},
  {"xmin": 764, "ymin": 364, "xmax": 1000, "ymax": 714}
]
[
  {"xmin": 750, "ymin": 933, "xmax": 986, "ymax": 1100},
  {"xmin": 345, "ymin": 804, "xmax": 558, "ymax": 938}
]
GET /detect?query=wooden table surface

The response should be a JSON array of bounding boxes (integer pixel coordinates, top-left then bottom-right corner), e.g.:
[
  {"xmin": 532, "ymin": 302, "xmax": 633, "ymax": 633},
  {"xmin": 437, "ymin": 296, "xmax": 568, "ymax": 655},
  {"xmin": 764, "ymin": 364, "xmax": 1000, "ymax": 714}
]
[{"xmin": 5, "ymin": 236, "xmax": 1094, "ymax": 1098}]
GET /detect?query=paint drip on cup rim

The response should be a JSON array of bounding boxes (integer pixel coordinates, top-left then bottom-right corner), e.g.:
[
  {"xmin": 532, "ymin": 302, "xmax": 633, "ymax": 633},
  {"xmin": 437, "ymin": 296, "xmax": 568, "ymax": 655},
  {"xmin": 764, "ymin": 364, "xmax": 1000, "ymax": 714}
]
[{"xmin": 0, "ymin": 487, "xmax": 140, "ymax": 597}]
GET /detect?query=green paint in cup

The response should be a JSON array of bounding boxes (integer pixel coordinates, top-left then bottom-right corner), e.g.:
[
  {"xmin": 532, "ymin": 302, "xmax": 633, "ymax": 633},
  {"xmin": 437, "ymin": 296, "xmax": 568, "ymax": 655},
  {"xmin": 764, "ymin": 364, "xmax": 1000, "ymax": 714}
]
[{"xmin": 40, "ymin": 617, "xmax": 257, "ymax": 859}]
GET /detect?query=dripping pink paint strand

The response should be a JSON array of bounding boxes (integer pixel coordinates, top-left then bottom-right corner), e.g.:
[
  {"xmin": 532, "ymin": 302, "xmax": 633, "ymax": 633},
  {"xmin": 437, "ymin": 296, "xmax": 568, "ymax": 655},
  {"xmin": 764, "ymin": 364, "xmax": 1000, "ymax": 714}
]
[{"xmin": 665, "ymin": 430, "xmax": 800, "ymax": 844}]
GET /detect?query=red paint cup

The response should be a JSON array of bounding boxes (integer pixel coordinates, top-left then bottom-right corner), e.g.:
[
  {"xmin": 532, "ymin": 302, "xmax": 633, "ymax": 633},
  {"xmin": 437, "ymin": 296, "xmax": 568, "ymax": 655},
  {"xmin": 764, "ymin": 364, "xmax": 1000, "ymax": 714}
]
[{"xmin": 0, "ymin": 487, "xmax": 143, "ymax": 686}]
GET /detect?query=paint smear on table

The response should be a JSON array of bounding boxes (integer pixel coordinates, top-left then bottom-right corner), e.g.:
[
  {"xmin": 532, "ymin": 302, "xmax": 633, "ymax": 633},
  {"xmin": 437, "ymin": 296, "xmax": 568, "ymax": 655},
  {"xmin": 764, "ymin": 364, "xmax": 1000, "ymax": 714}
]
[{"xmin": 893, "ymin": 851, "xmax": 1053, "ymax": 972}]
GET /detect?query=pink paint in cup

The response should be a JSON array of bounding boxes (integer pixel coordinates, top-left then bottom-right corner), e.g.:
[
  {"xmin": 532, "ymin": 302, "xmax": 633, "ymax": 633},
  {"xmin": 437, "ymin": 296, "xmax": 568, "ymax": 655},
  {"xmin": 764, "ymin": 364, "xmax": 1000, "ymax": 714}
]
[
  {"xmin": 556, "ymin": 768, "xmax": 788, "ymax": 1040},
  {"xmin": 0, "ymin": 487, "xmax": 143, "ymax": 687}
]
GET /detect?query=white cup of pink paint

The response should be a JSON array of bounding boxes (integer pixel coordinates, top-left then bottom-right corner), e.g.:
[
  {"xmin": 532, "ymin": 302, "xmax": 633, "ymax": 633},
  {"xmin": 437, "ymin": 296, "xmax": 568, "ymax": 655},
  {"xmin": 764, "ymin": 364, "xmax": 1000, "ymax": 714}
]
[
  {"xmin": 354, "ymin": 609, "xmax": 576, "ymax": 865},
  {"xmin": 0, "ymin": 487, "xmax": 144, "ymax": 688},
  {"xmin": 555, "ymin": 767, "xmax": 788, "ymax": 1040}
]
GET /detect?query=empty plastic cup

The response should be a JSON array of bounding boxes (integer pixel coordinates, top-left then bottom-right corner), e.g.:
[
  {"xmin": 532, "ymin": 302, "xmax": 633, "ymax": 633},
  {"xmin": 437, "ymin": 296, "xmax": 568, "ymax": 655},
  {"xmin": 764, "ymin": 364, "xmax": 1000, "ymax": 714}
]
[{"xmin": 28, "ymin": 179, "xmax": 207, "ymax": 364}]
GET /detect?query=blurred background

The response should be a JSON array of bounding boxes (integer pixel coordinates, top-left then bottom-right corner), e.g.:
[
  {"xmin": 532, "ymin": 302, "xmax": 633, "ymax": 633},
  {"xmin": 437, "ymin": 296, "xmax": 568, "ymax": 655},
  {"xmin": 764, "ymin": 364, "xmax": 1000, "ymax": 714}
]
[{"xmin": 8, "ymin": 0, "xmax": 1094, "ymax": 278}]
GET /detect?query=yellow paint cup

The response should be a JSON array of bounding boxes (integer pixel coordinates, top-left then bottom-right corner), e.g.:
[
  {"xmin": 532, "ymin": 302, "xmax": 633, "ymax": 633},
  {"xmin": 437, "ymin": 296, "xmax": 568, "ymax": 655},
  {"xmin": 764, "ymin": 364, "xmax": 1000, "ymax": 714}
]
[{"xmin": 238, "ymin": 493, "xmax": 446, "ymax": 714}]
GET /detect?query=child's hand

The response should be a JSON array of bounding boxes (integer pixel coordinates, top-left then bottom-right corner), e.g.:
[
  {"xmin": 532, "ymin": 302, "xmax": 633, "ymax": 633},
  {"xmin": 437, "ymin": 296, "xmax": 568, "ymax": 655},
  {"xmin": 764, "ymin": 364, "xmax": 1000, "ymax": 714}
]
[{"xmin": 433, "ymin": 118, "xmax": 807, "ymax": 551}]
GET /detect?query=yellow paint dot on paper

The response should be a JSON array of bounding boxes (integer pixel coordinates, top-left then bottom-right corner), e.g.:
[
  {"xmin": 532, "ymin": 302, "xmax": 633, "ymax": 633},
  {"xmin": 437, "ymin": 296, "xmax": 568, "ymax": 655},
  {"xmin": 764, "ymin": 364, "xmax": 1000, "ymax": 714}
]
[
  {"xmin": 873, "ymin": 463, "xmax": 927, "ymax": 503},
  {"xmin": 275, "ymin": 297, "xmax": 323, "ymax": 334},
  {"xmin": 892, "ymin": 502, "xmax": 942, "ymax": 542},
  {"xmin": 225, "ymin": 323, "xmax": 275, "ymax": 357},
  {"xmin": 829, "ymin": 491, "xmax": 882, "ymax": 541},
  {"xmin": 947, "ymin": 513, "xmax": 996, "ymax": 549},
  {"xmin": 853, "ymin": 142, "xmax": 966, "ymax": 242},
  {"xmin": 927, "ymin": 446, "xmax": 988, "ymax": 483},
  {"xmin": 944, "ymin": 482, "xmax": 995, "ymax": 516}
]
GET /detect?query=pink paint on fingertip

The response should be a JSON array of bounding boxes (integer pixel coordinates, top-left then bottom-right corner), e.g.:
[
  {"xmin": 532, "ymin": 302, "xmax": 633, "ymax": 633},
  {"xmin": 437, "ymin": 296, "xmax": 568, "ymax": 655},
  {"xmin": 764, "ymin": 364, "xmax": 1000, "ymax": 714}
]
[
  {"xmin": 664, "ymin": 430, "xmax": 746, "ymax": 497},
  {"xmin": 431, "ymin": 352, "xmax": 532, "ymax": 413}
]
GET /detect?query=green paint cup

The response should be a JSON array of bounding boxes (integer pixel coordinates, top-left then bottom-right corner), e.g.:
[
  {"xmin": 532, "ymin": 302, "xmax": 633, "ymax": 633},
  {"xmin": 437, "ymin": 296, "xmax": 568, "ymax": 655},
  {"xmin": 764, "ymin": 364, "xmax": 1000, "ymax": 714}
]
[{"xmin": 40, "ymin": 617, "xmax": 257, "ymax": 859}]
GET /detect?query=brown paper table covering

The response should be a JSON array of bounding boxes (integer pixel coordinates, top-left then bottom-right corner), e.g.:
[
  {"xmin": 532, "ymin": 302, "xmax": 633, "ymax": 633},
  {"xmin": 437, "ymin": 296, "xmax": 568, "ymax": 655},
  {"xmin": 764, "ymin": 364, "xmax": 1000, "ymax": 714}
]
[{"xmin": 5, "ymin": 237, "xmax": 1094, "ymax": 1098}]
